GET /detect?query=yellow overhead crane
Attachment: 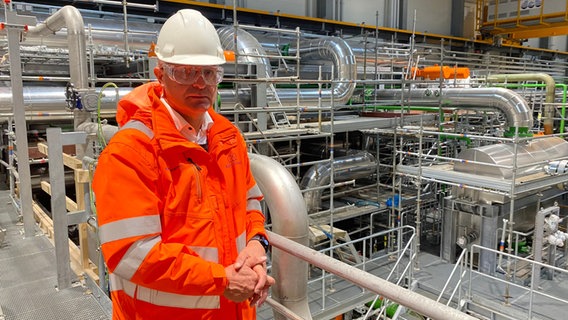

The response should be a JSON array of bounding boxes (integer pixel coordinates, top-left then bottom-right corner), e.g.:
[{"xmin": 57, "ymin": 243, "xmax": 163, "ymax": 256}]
[{"xmin": 477, "ymin": 0, "xmax": 568, "ymax": 44}]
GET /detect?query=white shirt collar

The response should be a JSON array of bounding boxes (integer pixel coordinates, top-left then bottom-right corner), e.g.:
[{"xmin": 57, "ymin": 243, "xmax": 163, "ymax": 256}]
[{"xmin": 161, "ymin": 97, "xmax": 213, "ymax": 144}]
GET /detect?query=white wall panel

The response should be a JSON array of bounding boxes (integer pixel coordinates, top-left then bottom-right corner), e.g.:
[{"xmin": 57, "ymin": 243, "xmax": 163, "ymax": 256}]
[
  {"xmin": 245, "ymin": 0, "xmax": 308, "ymax": 16},
  {"xmin": 404, "ymin": 0, "xmax": 452, "ymax": 35},
  {"xmin": 341, "ymin": 0, "xmax": 387, "ymax": 26}
]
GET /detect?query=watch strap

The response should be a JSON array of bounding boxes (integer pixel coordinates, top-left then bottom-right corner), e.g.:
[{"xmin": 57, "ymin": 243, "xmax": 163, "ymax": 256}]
[{"xmin": 249, "ymin": 234, "xmax": 270, "ymax": 253}]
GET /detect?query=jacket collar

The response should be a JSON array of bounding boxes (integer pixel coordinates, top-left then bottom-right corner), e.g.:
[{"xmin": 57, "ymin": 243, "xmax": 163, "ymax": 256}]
[{"xmin": 146, "ymin": 85, "xmax": 236, "ymax": 154}]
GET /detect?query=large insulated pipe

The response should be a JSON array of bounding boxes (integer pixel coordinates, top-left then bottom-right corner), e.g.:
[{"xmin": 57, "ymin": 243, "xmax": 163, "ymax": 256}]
[
  {"xmin": 26, "ymin": 5, "xmax": 88, "ymax": 90},
  {"xmin": 218, "ymin": 26, "xmax": 271, "ymax": 76},
  {"xmin": 217, "ymin": 27, "xmax": 357, "ymax": 106},
  {"xmin": 25, "ymin": 5, "xmax": 91, "ymax": 157},
  {"xmin": 11, "ymin": 11, "xmax": 160, "ymax": 51},
  {"xmin": 300, "ymin": 151, "xmax": 376, "ymax": 213},
  {"xmin": 286, "ymin": 37, "xmax": 357, "ymax": 105},
  {"xmin": 6, "ymin": 27, "xmax": 355, "ymax": 112},
  {"xmin": 76, "ymin": 121, "xmax": 118, "ymax": 145},
  {"xmin": 486, "ymin": 73, "xmax": 555, "ymax": 134},
  {"xmin": 377, "ymin": 87, "xmax": 533, "ymax": 131},
  {"xmin": 248, "ymin": 154, "xmax": 312, "ymax": 320},
  {"xmin": 0, "ymin": 86, "xmax": 132, "ymax": 113}
]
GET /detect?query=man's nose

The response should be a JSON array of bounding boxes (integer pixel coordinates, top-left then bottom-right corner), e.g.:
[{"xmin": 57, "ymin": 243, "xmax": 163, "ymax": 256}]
[{"xmin": 192, "ymin": 73, "xmax": 207, "ymax": 89}]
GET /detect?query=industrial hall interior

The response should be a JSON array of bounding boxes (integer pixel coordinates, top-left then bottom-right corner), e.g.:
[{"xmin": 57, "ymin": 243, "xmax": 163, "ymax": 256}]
[{"xmin": 2, "ymin": 0, "xmax": 568, "ymax": 319}]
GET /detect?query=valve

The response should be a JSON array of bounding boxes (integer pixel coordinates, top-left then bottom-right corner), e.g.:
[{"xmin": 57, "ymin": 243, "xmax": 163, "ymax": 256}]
[{"xmin": 65, "ymin": 83, "xmax": 82, "ymax": 110}]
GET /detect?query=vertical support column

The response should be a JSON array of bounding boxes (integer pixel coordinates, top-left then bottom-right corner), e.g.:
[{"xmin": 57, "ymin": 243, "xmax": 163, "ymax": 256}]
[
  {"xmin": 47, "ymin": 128, "xmax": 88, "ymax": 290},
  {"xmin": 441, "ymin": 197, "xmax": 457, "ymax": 263},
  {"xmin": 451, "ymin": 0, "xmax": 465, "ymax": 37},
  {"xmin": 47, "ymin": 127, "xmax": 72, "ymax": 290},
  {"xmin": 252, "ymin": 64, "xmax": 269, "ymax": 155},
  {"xmin": 479, "ymin": 204, "xmax": 498, "ymax": 275},
  {"xmin": 5, "ymin": 11, "xmax": 37, "ymax": 237}
]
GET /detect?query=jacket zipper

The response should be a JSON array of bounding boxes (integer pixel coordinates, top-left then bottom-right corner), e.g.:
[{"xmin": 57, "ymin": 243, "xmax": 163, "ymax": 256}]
[{"xmin": 187, "ymin": 158, "xmax": 203, "ymax": 203}]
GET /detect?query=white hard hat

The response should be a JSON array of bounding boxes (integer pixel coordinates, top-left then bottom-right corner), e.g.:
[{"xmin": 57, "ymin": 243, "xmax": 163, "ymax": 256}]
[{"xmin": 155, "ymin": 9, "xmax": 226, "ymax": 66}]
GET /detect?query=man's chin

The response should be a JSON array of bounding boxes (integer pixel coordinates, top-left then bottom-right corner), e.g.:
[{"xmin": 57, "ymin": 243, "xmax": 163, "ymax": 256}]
[{"xmin": 185, "ymin": 98, "xmax": 211, "ymax": 110}]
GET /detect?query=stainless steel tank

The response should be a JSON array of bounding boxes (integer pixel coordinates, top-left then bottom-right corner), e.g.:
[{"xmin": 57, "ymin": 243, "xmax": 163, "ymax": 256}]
[{"xmin": 454, "ymin": 137, "xmax": 568, "ymax": 179}]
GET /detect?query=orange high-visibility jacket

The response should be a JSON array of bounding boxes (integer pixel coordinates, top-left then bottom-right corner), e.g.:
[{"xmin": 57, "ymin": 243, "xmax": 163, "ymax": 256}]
[{"xmin": 93, "ymin": 82, "xmax": 267, "ymax": 320}]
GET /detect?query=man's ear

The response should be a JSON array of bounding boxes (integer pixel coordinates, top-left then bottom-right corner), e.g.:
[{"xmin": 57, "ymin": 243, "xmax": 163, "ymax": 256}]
[{"xmin": 154, "ymin": 65, "xmax": 164, "ymax": 83}]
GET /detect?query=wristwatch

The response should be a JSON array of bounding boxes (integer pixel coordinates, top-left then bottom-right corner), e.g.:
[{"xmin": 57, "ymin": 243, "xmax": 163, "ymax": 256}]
[{"xmin": 249, "ymin": 234, "xmax": 270, "ymax": 253}]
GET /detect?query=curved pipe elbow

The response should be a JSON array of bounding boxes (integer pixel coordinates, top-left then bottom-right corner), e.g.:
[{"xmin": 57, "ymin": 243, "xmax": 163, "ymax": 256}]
[
  {"xmin": 248, "ymin": 154, "xmax": 312, "ymax": 320},
  {"xmin": 377, "ymin": 87, "xmax": 533, "ymax": 129}
]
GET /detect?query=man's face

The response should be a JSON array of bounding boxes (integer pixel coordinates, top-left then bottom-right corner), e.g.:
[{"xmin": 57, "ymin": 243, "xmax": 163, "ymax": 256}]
[{"xmin": 156, "ymin": 63, "xmax": 223, "ymax": 116}]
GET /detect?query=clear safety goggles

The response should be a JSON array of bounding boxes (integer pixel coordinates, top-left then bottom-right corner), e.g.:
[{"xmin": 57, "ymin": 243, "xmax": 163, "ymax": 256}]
[{"xmin": 162, "ymin": 64, "xmax": 224, "ymax": 86}]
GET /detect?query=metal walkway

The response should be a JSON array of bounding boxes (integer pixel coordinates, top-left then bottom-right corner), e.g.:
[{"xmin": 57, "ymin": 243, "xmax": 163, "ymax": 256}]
[{"xmin": 0, "ymin": 189, "xmax": 109, "ymax": 320}]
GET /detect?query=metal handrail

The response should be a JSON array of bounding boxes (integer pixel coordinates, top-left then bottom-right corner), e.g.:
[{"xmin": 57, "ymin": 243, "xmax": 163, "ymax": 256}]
[
  {"xmin": 468, "ymin": 244, "xmax": 568, "ymax": 319},
  {"xmin": 305, "ymin": 225, "xmax": 416, "ymax": 317},
  {"xmin": 268, "ymin": 230, "xmax": 478, "ymax": 320},
  {"xmin": 363, "ymin": 227, "xmax": 417, "ymax": 320},
  {"xmin": 436, "ymin": 248, "xmax": 468, "ymax": 305},
  {"xmin": 265, "ymin": 297, "xmax": 305, "ymax": 320}
]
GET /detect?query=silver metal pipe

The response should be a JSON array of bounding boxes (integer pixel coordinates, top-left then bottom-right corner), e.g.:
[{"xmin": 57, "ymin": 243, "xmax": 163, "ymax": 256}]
[
  {"xmin": 287, "ymin": 37, "xmax": 357, "ymax": 105},
  {"xmin": 486, "ymin": 73, "xmax": 555, "ymax": 134},
  {"xmin": 24, "ymin": 5, "xmax": 92, "ymax": 154},
  {"xmin": 76, "ymin": 121, "xmax": 118, "ymax": 145},
  {"xmin": 300, "ymin": 151, "xmax": 376, "ymax": 213},
  {"xmin": 218, "ymin": 26, "xmax": 271, "ymax": 77},
  {"xmin": 377, "ymin": 87, "xmax": 534, "ymax": 129},
  {"xmin": 0, "ymin": 86, "xmax": 131, "ymax": 113},
  {"xmin": 217, "ymin": 27, "xmax": 356, "ymax": 106},
  {"xmin": 0, "ymin": 86, "xmax": 245, "ymax": 115},
  {"xmin": 267, "ymin": 231, "xmax": 478, "ymax": 320},
  {"xmin": 74, "ymin": 0, "xmax": 158, "ymax": 11},
  {"xmin": 264, "ymin": 297, "xmax": 305, "ymax": 320},
  {"xmin": 26, "ymin": 5, "xmax": 89, "ymax": 90},
  {"xmin": 14, "ymin": 14, "xmax": 160, "ymax": 51},
  {"xmin": 248, "ymin": 154, "xmax": 312, "ymax": 320}
]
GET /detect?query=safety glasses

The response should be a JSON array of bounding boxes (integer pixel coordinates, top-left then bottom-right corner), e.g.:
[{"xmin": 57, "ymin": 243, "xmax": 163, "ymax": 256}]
[{"xmin": 162, "ymin": 64, "xmax": 224, "ymax": 86}]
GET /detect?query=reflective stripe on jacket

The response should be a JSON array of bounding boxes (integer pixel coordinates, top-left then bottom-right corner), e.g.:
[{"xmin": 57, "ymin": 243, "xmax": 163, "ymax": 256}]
[{"xmin": 93, "ymin": 82, "xmax": 266, "ymax": 320}]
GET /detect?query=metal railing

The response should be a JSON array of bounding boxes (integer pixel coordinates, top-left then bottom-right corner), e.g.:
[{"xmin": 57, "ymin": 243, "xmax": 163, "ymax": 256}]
[
  {"xmin": 468, "ymin": 244, "xmax": 568, "ymax": 320},
  {"xmin": 436, "ymin": 248, "xmax": 468, "ymax": 307},
  {"xmin": 267, "ymin": 230, "xmax": 478, "ymax": 320}
]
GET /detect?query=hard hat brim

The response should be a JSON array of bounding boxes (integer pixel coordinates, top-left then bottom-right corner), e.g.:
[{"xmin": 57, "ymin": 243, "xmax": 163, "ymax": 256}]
[{"xmin": 157, "ymin": 53, "xmax": 226, "ymax": 66}]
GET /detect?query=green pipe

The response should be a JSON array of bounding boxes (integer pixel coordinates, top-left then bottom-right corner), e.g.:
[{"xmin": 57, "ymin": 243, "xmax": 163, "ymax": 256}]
[
  {"xmin": 560, "ymin": 84, "xmax": 567, "ymax": 133},
  {"xmin": 504, "ymin": 126, "xmax": 532, "ymax": 138},
  {"xmin": 362, "ymin": 105, "xmax": 446, "ymax": 112}
]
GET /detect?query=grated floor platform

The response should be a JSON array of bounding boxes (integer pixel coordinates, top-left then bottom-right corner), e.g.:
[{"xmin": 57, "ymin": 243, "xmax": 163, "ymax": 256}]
[{"xmin": 0, "ymin": 189, "xmax": 110, "ymax": 320}]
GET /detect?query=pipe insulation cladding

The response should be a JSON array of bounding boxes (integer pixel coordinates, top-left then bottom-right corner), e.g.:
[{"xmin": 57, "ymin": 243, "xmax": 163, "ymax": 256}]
[{"xmin": 377, "ymin": 87, "xmax": 533, "ymax": 130}]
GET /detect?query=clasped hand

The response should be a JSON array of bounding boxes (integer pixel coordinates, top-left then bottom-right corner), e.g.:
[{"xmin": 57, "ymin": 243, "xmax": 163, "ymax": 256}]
[{"xmin": 223, "ymin": 240, "xmax": 275, "ymax": 306}]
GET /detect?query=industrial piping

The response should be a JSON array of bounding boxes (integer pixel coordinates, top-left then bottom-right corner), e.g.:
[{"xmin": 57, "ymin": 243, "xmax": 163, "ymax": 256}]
[
  {"xmin": 486, "ymin": 73, "xmax": 555, "ymax": 134},
  {"xmin": 218, "ymin": 27, "xmax": 357, "ymax": 106},
  {"xmin": 287, "ymin": 36, "xmax": 357, "ymax": 105},
  {"xmin": 25, "ymin": 5, "xmax": 93, "ymax": 157},
  {"xmin": 26, "ymin": 5, "xmax": 89, "ymax": 90},
  {"xmin": 248, "ymin": 154, "xmax": 312, "ymax": 320},
  {"xmin": 3, "ymin": 27, "xmax": 357, "ymax": 114},
  {"xmin": 0, "ymin": 86, "xmax": 132, "ymax": 114},
  {"xmin": 377, "ymin": 87, "xmax": 534, "ymax": 131},
  {"xmin": 300, "ymin": 151, "xmax": 377, "ymax": 213}
]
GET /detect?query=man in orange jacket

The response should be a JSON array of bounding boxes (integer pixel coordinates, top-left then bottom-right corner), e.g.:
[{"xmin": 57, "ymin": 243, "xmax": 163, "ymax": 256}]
[{"xmin": 93, "ymin": 9, "xmax": 274, "ymax": 320}]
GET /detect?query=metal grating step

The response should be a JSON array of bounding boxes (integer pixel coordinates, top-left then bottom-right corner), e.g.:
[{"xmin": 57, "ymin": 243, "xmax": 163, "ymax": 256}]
[{"xmin": 0, "ymin": 190, "xmax": 110, "ymax": 320}]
